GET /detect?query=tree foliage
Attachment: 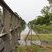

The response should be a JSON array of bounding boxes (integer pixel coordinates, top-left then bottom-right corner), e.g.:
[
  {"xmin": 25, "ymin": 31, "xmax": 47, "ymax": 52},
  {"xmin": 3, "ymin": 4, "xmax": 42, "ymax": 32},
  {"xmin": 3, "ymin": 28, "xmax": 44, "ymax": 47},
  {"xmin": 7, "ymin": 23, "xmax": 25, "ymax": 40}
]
[
  {"xmin": 47, "ymin": 0, "xmax": 52, "ymax": 4},
  {"xmin": 28, "ymin": 6, "xmax": 52, "ymax": 33}
]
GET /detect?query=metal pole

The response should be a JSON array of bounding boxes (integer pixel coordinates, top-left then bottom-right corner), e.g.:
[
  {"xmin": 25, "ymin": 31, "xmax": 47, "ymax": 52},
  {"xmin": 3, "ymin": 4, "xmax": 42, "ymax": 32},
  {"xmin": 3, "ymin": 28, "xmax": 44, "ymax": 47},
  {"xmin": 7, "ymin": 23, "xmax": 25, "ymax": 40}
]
[{"xmin": 30, "ymin": 27, "xmax": 32, "ymax": 45}]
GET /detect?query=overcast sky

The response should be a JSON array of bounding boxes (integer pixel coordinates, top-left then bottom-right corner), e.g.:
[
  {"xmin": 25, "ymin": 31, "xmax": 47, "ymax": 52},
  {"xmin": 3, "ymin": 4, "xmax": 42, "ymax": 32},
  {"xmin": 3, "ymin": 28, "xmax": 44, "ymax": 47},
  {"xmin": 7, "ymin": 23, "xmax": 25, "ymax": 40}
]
[{"xmin": 4, "ymin": 0, "xmax": 49, "ymax": 23}]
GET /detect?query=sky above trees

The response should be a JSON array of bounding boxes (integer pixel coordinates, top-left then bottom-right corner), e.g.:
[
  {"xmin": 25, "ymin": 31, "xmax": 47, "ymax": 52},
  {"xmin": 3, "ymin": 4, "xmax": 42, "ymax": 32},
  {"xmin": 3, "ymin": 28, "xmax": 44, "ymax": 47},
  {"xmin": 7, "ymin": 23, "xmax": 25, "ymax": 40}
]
[{"xmin": 4, "ymin": 0, "xmax": 49, "ymax": 23}]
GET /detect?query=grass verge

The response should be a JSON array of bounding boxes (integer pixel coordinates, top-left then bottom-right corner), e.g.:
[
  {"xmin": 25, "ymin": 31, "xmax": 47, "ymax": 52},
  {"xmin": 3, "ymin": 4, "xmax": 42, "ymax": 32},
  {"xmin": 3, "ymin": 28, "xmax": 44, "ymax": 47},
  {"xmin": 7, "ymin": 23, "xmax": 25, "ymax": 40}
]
[
  {"xmin": 15, "ymin": 45, "xmax": 52, "ymax": 52},
  {"xmin": 26, "ymin": 34, "xmax": 52, "ymax": 41}
]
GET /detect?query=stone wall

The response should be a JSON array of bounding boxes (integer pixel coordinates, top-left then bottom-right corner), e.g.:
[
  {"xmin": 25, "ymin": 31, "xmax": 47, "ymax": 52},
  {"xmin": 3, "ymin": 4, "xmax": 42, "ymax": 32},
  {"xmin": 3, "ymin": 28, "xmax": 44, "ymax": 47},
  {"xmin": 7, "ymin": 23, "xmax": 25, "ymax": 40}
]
[{"xmin": 0, "ymin": 0, "xmax": 20, "ymax": 52}]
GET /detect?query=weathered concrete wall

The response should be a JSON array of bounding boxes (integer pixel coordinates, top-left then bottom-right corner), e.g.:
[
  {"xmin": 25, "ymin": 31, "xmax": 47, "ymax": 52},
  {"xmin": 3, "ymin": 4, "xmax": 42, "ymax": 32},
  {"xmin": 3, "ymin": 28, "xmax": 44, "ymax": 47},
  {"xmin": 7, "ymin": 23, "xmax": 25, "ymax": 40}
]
[
  {"xmin": 0, "ymin": 0, "xmax": 20, "ymax": 52},
  {"xmin": 3, "ymin": 8, "xmax": 11, "ymax": 33},
  {"xmin": 2, "ymin": 7, "xmax": 12, "ymax": 52},
  {"xmin": 0, "ymin": 6, "xmax": 3, "ymax": 33}
]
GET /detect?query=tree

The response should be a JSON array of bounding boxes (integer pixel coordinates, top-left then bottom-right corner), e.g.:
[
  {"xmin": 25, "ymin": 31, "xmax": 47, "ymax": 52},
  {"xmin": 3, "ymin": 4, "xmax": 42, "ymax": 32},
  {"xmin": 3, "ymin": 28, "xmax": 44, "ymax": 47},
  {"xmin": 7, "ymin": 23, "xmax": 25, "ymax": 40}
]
[
  {"xmin": 28, "ymin": 5, "xmax": 52, "ymax": 33},
  {"xmin": 47, "ymin": 0, "xmax": 52, "ymax": 4},
  {"xmin": 41, "ymin": 6, "xmax": 50, "ymax": 15}
]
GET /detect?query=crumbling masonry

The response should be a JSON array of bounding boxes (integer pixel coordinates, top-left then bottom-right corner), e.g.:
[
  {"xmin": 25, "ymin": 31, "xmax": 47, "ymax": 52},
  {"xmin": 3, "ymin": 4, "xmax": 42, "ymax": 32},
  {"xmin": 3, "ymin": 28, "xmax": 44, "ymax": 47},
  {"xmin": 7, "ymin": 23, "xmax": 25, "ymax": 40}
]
[{"xmin": 0, "ymin": 0, "xmax": 21, "ymax": 52}]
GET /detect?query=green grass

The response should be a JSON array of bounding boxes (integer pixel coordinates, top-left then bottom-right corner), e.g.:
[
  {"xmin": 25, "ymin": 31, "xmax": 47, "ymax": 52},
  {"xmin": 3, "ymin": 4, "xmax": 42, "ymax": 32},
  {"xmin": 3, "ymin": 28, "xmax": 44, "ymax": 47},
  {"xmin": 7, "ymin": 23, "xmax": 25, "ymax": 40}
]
[
  {"xmin": 15, "ymin": 45, "xmax": 52, "ymax": 52},
  {"xmin": 26, "ymin": 34, "xmax": 52, "ymax": 41},
  {"xmin": 32, "ymin": 24, "xmax": 52, "ymax": 33},
  {"xmin": 15, "ymin": 34, "xmax": 52, "ymax": 52}
]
